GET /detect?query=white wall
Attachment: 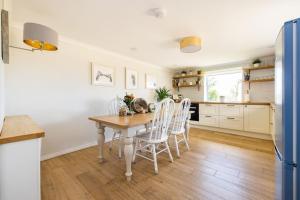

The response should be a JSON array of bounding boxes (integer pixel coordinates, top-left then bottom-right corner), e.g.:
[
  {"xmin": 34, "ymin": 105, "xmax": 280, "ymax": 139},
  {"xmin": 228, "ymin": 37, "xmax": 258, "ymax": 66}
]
[
  {"xmin": 173, "ymin": 55, "xmax": 275, "ymax": 102},
  {"xmin": 5, "ymin": 26, "xmax": 172, "ymax": 158}
]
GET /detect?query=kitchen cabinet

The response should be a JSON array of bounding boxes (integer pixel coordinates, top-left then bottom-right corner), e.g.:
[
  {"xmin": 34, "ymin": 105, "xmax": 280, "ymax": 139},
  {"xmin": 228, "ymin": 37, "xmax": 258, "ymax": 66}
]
[
  {"xmin": 199, "ymin": 104, "xmax": 219, "ymax": 115},
  {"xmin": 219, "ymin": 116, "xmax": 244, "ymax": 131},
  {"xmin": 270, "ymin": 105, "xmax": 275, "ymax": 141},
  {"xmin": 219, "ymin": 104, "xmax": 243, "ymax": 117},
  {"xmin": 199, "ymin": 115, "xmax": 219, "ymax": 127},
  {"xmin": 244, "ymin": 105, "xmax": 270, "ymax": 134}
]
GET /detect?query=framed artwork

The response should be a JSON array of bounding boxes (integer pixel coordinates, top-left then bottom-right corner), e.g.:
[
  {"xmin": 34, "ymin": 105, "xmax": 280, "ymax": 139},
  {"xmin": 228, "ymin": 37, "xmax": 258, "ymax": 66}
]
[
  {"xmin": 1, "ymin": 10, "xmax": 9, "ymax": 64},
  {"xmin": 145, "ymin": 74, "xmax": 157, "ymax": 89},
  {"xmin": 91, "ymin": 63, "xmax": 114, "ymax": 86},
  {"xmin": 126, "ymin": 68, "xmax": 138, "ymax": 89}
]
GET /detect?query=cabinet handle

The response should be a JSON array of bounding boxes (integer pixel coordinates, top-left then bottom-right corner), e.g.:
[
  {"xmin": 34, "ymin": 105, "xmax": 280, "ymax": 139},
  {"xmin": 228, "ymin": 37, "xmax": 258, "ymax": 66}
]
[
  {"xmin": 227, "ymin": 117, "xmax": 235, "ymax": 120},
  {"xmin": 227, "ymin": 105, "xmax": 235, "ymax": 107},
  {"xmin": 206, "ymin": 104, "xmax": 212, "ymax": 106},
  {"xmin": 205, "ymin": 115, "xmax": 212, "ymax": 118}
]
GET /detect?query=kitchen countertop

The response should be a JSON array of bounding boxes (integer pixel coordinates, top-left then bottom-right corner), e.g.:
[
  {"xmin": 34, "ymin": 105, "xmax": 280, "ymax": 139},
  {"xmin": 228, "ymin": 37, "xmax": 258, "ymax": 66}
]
[
  {"xmin": 0, "ymin": 115, "xmax": 45, "ymax": 145},
  {"xmin": 191, "ymin": 101, "xmax": 271, "ymax": 105}
]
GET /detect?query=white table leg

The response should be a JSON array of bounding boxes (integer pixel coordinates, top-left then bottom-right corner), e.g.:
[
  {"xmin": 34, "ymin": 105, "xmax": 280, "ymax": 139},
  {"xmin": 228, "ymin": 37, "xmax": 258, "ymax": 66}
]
[
  {"xmin": 123, "ymin": 129, "xmax": 133, "ymax": 181},
  {"xmin": 96, "ymin": 122, "xmax": 105, "ymax": 163}
]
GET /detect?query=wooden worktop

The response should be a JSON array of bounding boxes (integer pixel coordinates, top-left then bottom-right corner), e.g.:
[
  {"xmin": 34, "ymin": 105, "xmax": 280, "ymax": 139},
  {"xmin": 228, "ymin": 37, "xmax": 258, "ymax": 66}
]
[
  {"xmin": 192, "ymin": 101, "xmax": 271, "ymax": 105},
  {"xmin": 0, "ymin": 115, "xmax": 45, "ymax": 145},
  {"xmin": 89, "ymin": 113, "xmax": 154, "ymax": 129}
]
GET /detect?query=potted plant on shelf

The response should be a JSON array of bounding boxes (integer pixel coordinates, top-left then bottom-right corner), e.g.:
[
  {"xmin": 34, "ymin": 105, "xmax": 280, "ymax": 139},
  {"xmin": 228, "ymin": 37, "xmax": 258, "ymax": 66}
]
[
  {"xmin": 252, "ymin": 58, "xmax": 262, "ymax": 68},
  {"xmin": 155, "ymin": 87, "xmax": 171, "ymax": 102}
]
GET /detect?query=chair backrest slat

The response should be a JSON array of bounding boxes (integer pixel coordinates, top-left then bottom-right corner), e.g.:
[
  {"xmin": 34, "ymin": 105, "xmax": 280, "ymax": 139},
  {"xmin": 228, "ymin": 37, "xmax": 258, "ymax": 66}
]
[
  {"xmin": 108, "ymin": 97, "xmax": 126, "ymax": 115},
  {"xmin": 149, "ymin": 98, "xmax": 175, "ymax": 142},
  {"xmin": 171, "ymin": 98, "xmax": 191, "ymax": 133}
]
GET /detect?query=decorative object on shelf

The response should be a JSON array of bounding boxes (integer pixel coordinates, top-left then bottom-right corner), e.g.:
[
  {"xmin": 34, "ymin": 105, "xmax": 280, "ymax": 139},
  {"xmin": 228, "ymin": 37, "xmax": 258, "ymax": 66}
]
[
  {"xmin": 219, "ymin": 96, "xmax": 225, "ymax": 102},
  {"xmin": 180, "ymin": 36, "xmax": 201, "ymax": 53},
  {"xmin": 172, "ymin": 72, "xmax": 201, "ymax": 91},
  {"xmin": 155, "ymin": 87, "xmax": 171, "ymax": 102},
  {"xmin": 119, "ymin": 105, "xmax": 128, "ymax": 116},
  {"xmin": 126, "ymin": 68, "xmax": 138, "ymax": 89},
  {"xmin": 244, "ymin": 72, "xmax": 250, "ymax": 81},
  {"xmin": 148, "ymin": 103, "xmax": 156, "ymax": 113},
  {"xmin": 145, "ymin": 74, "xmax": 157, "ymax": 89},
  {"xmin": 197, "ymin": 70, "xmax": 201, "ymax": 75},
  {"xmin": 131, "ymin": 98, "xmax": 148, "ymax": 113},
  {"xmin": 123, "ymin": 93, "xmax": 135, "ymax": 110},
  {"xmin": 181, "ymin": 70, "xmax": 187, "ymax": 76},
  {"xmin": 252, "ymin": 58, "xmax": 262, "ymax": 68},
  {"xmin": 91, "ymin": 63, "xmax": 114, "ymax": 86}
]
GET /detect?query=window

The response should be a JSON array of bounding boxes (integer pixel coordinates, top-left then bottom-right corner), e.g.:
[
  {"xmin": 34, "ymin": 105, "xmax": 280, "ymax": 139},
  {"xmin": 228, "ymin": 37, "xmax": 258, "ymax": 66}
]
[{"xmin": 204, "ymin": 69, "xmax": 242, "ymax": 102}]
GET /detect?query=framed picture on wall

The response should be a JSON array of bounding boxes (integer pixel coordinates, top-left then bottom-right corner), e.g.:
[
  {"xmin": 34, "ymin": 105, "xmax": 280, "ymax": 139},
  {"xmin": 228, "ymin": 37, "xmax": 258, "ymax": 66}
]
[
  {"xmin": 91, "ymin": 63, "xmax": 114, "ymax": 86},
  {"xmin": 125, "ymin": 68, "xmax": 138, "ymax": 89},
  {"xmin": 145, "ymin": 74, "xmax": 157, "ymax": 89}
]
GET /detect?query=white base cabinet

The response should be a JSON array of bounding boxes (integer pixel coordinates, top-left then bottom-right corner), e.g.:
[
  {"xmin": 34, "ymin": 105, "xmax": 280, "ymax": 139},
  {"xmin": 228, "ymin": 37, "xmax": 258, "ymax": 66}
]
[
  {"xmin": 244, "ymin": 105, "xmax": 270, "ymax": 134},
  {"xmin": 197, "ymin": 103, "xmax": 271, "ymax": 136}
]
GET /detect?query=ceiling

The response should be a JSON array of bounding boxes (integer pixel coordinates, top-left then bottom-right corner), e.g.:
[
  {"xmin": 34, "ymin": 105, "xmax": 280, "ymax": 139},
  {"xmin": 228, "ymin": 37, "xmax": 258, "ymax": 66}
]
[{"xmin": 10, "ymin": 0, "xmax": 300, "ymax": 68}]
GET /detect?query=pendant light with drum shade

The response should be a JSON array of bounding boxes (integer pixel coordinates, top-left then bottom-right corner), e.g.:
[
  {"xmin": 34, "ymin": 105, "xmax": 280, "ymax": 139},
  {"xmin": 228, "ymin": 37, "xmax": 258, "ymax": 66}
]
[
  {"xmin": 10, "ymin": 22, "xmax": 58, "ymax": 52},
  {"xmin": 180, "ymin": 36, "xmax": 201, "ymax": 53}
]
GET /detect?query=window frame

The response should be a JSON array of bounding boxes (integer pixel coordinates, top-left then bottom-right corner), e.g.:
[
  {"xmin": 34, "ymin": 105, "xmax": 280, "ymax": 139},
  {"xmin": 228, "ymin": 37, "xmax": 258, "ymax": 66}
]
[{"xmin": 203, "ymin": 68, "xmax": 243, "ymax": 102}]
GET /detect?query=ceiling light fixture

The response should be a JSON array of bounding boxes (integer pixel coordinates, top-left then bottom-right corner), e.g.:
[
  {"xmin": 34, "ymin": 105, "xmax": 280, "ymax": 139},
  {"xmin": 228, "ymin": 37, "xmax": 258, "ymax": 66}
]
[{"xmin": 180, "ymin": 36, "xmax": 201, "ymax": 53}]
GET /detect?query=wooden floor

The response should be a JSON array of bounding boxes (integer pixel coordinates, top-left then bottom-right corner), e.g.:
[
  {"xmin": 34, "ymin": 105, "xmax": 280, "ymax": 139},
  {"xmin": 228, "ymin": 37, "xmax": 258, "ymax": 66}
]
[{"xmin": 41, "ymin": 128, "xmax": 275, "ymax": 200}]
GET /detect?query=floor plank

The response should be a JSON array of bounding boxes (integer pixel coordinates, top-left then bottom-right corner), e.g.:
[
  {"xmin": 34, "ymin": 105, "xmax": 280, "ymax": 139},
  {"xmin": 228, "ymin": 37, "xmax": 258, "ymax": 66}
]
[{"xmin": 42, "ymin": 128, "xmax": 275, "ymax": 200}]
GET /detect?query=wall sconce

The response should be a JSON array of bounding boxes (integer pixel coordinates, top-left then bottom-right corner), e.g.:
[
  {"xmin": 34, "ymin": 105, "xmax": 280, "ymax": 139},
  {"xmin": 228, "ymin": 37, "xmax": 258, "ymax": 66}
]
[{"xmin": 10, "ymin": 22, "xmax": 58, "ymax": 52}]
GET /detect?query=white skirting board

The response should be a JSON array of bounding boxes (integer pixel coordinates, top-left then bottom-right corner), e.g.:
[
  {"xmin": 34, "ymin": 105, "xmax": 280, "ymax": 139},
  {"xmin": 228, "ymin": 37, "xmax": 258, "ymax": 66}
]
[
  {"xmin": 190, "ymin": 124, "xmax": 272, "ymax": 140},
  {"xmin": 41, "ymin": 138, "xmax": 113, "ymax": 161}
]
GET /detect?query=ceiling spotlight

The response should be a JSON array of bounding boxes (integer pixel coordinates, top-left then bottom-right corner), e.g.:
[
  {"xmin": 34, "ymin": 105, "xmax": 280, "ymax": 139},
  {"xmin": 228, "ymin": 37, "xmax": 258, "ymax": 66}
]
[{"xmin": 147, "ymin": 8, "xmax": 167, "ymax": 19}]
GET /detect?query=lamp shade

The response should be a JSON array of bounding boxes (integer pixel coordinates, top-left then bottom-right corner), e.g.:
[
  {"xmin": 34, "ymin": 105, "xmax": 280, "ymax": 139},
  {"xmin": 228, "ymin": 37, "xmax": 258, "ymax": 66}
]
[
  {"xmin": 180, "ymin": 36, "xmax": 201, "ymax": 53},
  {"xmin": 23, "ymin": 23, "xmax": 58, "ymax": 51}
]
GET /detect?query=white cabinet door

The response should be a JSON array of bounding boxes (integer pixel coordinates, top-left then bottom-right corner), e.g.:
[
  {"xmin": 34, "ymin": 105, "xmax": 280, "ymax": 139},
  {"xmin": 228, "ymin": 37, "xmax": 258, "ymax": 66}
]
[
  {"xmin": 199, "ymin": 104, "xmax": 219, "ymax": 115},
  {"xmin": 199, "ymin": 114, "xmax": 219, "ymax": 127},
  {"xmin": 244, "ymin": 105, "xmax": 270, "ymax": 134},
  {"xmin": 270, "ymin": 106, "xmax": 275, "ymax": 141},
  {"xmin": 219, "ymin": 104, "xmax": 243, "ymax": 117},
  {"xmin": 219, "ymin": 116, "xmax": 244, "ymax": 130}
]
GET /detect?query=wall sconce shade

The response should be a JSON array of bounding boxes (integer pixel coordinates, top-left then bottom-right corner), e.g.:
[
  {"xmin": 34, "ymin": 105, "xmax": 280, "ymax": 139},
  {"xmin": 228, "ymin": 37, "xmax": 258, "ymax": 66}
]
[
  {"xmin": 23, "ymin": 23, "xmax": 58, "ymax": 51},
  {"xmin": 180, "ymin": 36, "xmax": 201, "ymax": 53}
]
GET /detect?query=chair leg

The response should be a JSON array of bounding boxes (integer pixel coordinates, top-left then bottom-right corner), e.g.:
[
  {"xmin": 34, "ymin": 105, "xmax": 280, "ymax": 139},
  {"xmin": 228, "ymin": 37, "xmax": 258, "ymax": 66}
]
[
  {"xmin": 165, "ymin": 141, "xmax": 173, "ymax": 163},
  {"xmin": 110, "ymin": 132, "xmax": 117, "ymax": 151},
  {"xmin": 118, "ymin": 137, "xmax": 122, "ymax": 159},
  {"xmin": 182, "ymin": 132, "xmax": 190, "ymax": 151},
  {"xmin": 152, "ymin": 144, "xmax": 158, "ymax": 174},
  {"xmin": 132, "ymin": 139, "xmax": 138, "ymax": 162},
  {"xmin": 174, "ymin": 135, "xmax": 180, "ymax": 158}
]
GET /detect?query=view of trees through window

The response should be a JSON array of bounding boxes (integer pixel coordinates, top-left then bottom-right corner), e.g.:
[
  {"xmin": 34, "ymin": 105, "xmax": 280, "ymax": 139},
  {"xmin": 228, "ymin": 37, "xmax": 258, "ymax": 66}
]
[{"xmin": 205, "ymin": 71, "xmax": 242, "ymax": 102}]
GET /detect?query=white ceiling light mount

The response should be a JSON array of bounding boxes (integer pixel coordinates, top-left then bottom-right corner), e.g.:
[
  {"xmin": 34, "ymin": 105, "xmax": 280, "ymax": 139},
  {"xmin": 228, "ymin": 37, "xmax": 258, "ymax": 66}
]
[
  {"xmin": 147, "ymin": 8, "xmax": 167, "ymax": 19},
  {"xmin": 180, "ymin": 36, "xmax": 202, "ymax": 53}
]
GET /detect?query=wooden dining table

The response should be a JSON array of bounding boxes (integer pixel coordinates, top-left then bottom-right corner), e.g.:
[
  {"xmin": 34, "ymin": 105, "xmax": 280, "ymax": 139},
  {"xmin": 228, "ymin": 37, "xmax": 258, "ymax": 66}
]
[{"xmin": 89, "ymin": 112, "xmax": 190, "ymax": 181}]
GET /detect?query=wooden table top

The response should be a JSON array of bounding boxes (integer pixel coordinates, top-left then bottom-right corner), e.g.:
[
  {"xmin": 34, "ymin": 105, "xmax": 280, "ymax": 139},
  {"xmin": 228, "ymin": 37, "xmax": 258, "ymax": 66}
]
[
  {"xmin": 89, "ymin": 113, "xmax": 154, "ymax": 129},
  {"xmin": 0, "ymin": 115, "xmax": 45, "ymax": 145}
]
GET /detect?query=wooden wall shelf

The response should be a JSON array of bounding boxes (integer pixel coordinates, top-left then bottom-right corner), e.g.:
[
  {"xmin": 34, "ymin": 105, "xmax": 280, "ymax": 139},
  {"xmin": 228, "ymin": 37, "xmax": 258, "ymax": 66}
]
[
  {"xmin": 243, "ymin": 65, "xmax": 274, "ymax": 71},
  {"xmin": 172, "ymin": 74, "xmax": 202, "ymax": 79},
  {"xmin": 244, "ymin": 78, "xmax": 274, "ymax": 83}
]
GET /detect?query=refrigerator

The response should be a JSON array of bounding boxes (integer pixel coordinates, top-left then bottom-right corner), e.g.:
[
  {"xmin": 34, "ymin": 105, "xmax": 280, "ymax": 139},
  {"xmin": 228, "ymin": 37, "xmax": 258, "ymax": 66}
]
[{"xmin": 275, "ymin": 18, "xmax": 300, "ymax": 200}]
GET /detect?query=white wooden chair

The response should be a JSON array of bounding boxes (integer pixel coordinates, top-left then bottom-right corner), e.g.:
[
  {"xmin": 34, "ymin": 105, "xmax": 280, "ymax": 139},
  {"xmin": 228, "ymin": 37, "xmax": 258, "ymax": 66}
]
[
  {"xmin": 108, "ymin": 97, "xmax": 127, "ymax": 158},
  {"xmin": 132, "ymin": 98, "xmax": 175, "ymax": 174},
  {"xmin": 169, "ymin": 98, "xmax": 191, "ymax": 157}
]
